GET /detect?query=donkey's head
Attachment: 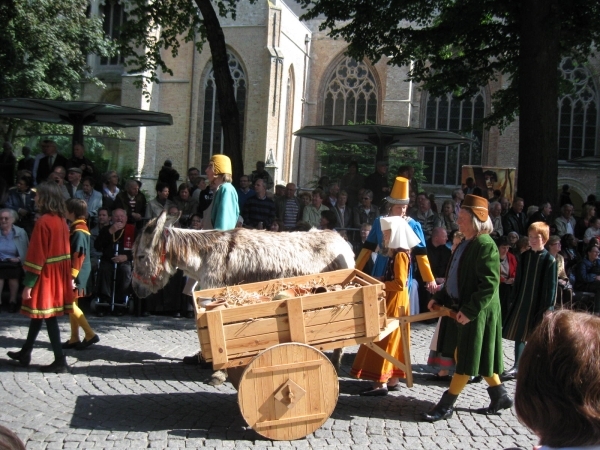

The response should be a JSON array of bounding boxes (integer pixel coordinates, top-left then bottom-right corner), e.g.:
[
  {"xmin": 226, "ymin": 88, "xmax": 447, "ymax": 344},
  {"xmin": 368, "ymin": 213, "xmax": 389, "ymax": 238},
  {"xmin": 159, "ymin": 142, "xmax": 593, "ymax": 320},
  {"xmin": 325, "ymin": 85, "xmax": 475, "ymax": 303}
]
[{"xmin": 132, "ymin": 211, "xmax": 179, "ymax": 297}]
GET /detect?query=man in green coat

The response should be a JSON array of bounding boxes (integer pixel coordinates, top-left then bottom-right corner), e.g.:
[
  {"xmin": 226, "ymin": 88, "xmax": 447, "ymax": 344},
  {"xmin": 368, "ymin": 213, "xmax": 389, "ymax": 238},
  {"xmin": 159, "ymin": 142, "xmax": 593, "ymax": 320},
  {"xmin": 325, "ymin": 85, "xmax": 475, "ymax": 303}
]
[{"xmin": 422, "ymin": 194, "xmax": 513, "ymax": 422}]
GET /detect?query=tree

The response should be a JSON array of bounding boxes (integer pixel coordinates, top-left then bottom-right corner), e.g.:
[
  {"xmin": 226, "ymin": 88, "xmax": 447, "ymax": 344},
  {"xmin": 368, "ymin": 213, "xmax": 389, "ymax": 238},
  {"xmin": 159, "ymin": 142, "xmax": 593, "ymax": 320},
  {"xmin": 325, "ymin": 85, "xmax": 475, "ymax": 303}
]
[
  {"xmin": 118, "ymin": 0, "xmax": 252, "ymax": 181},
  {"xmin": 0, "ymin": 0, "xmax": 114, "ymax": 140},
  {"xmin": 297, "ymin": 0, "xmax": 600, "ymax": 205}
]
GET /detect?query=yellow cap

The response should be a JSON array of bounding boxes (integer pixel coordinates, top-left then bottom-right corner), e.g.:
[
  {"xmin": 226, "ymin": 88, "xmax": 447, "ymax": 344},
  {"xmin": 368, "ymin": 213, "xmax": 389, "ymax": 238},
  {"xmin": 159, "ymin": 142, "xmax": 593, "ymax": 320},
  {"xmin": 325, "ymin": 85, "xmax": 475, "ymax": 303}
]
[
  {"xmin": 211, "ymin": 154, "xmax": 232, "ymax": 175},
  {"xmin": 386, "ymin": 177, "xmax": 410, "ymax": 205}
]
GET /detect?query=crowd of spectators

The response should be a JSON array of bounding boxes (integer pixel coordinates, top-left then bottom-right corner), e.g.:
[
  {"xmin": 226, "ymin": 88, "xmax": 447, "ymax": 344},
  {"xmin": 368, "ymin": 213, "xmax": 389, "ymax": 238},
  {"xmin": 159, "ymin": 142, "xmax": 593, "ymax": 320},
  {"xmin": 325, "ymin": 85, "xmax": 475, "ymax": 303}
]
[{"xmin": 2, "ymin": 141, "xmax": 600, "ymax": 324}]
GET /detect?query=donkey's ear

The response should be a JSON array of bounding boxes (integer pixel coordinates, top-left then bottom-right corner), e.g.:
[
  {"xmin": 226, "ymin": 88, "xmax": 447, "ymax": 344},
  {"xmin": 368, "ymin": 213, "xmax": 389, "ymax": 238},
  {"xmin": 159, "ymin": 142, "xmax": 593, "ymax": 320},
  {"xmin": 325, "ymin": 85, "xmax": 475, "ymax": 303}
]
[
  {"xmin": 154, "ymin": 210, "xmax": 169, "ymax": 232},
  {"xmin": 165, "ymin": 211, "xmax": 181, "ymax": 228}
]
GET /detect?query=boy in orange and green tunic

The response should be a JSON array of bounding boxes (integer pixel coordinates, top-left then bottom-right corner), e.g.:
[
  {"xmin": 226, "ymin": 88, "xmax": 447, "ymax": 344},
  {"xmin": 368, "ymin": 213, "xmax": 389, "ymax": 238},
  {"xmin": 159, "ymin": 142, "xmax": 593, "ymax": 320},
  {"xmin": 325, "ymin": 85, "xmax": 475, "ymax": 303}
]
[{"xmin": 63, "ymin": 200, "xmax": 99, "ymax": 350}]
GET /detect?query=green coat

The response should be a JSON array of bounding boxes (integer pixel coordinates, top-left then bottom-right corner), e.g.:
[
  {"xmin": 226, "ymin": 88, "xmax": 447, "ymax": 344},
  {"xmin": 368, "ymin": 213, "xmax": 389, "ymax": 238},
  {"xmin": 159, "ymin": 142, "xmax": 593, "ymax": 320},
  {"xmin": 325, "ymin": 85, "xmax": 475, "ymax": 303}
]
[{"xmin": 433, "ymin": 233, "xmax": 504, "ymax": 376}]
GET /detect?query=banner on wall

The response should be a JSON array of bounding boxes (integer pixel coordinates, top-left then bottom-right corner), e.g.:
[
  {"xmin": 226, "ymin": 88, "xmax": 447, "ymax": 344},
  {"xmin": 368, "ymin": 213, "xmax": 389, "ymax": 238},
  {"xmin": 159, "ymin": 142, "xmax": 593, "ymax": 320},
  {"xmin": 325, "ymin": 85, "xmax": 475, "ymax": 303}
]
[{"xmin": 461, "ymin": 166, "xmax": 517, "ymax": 202}]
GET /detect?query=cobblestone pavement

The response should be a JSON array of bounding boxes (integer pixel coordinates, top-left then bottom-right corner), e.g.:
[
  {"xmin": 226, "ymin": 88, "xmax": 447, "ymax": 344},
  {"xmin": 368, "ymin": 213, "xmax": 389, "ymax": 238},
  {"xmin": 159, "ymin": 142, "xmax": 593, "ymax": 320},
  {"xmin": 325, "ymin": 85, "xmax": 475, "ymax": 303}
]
[{"xmin": 0, "ymin": 306, "xmax": 537, "ymax": 449}]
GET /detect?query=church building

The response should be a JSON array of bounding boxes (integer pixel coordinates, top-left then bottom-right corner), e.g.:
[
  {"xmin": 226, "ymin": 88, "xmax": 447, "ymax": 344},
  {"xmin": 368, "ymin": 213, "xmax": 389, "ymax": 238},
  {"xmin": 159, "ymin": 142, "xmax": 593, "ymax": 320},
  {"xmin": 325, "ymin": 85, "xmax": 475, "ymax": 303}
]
[{"xmin": 82, "ymin": 0, "xmax": 600, "ymax": 206}]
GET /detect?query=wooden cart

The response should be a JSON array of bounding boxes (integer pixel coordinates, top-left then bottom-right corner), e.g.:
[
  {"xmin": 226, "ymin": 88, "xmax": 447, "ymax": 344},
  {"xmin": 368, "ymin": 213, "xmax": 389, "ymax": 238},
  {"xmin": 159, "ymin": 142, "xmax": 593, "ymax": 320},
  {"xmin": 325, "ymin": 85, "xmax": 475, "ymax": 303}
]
[{"xmin": 193, "ymin": 268, "xmax": 452, "ymax": 441}]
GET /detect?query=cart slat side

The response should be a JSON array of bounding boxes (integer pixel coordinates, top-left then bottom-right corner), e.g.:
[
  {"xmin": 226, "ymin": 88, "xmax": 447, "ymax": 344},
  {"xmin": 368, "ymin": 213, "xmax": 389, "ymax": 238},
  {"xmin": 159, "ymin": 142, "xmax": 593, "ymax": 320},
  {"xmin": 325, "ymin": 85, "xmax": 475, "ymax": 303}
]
[
  {"xmin": 195, "ymin": 269, "xmax": 385, "ymax": 368},
  {"xmin": 198, "ymin": 301, "xmax": 383, "ymax": 346},
  {"xmin": 201, "ymin": 314, "xmax": 387, "ymax": 363}
]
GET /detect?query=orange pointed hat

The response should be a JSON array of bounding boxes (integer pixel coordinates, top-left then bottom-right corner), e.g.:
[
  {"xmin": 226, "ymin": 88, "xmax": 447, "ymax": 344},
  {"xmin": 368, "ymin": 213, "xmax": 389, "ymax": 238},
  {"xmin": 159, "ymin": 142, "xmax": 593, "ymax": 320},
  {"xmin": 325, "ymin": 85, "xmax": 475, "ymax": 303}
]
[
  {"xmin": 386, "ymin": 177, "xmax": 410, "ymax": 205},
  {"xmin": 461, "ymin": 194, "xmax": 489, "ymax": 222}
]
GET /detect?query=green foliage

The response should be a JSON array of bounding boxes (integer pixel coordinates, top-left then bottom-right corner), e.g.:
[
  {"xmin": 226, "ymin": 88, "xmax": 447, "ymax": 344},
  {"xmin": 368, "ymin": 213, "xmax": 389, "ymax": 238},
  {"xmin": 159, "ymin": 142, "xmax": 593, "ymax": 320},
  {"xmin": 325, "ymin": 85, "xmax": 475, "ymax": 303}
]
[
  {"xmin": 0, "ymin": 0, "xmax": 115, "ymax": 100},
  {"xmin": 296, "ymin": 0, "xmax": 600, "ymax": 131},
  {"xmin": 315, "ymin": 142, "xmax": 426, "ymax": 187}
]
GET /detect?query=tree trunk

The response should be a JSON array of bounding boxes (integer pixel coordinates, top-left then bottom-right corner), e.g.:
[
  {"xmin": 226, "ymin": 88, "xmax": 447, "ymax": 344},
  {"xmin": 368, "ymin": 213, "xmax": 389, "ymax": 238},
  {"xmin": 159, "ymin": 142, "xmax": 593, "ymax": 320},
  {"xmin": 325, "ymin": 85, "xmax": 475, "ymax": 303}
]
[
  {"xmin": 517, "ymin": 0, "xmax": 559, "ymax": 207},
  {"xmin": 194, "ymin": 0, "xmax": 244, "ymax": 181}
]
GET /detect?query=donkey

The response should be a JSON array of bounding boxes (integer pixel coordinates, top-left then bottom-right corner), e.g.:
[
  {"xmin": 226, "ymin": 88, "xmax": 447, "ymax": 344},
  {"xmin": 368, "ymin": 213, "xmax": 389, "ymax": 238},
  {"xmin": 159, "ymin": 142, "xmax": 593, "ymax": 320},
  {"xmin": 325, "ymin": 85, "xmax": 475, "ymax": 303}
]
[
  {"xmin": 132, "ymin": 212, "xmax": 354, "ymax": 379},
  {"xmin": 132, "ymin": 212, "xmax": 355, "ymax": 297}
]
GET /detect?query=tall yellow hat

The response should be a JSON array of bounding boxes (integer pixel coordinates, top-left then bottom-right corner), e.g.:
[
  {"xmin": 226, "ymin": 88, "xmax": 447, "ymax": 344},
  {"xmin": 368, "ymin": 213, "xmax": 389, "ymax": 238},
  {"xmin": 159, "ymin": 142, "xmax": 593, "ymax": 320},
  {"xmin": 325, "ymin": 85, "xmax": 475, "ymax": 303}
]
[
  {"xmin": 386, "ymin": 176, "xmax": 410, "ymax": 205},
  {"xmin": 210, "ymin": 154, "xmax": 232, "ymax": 175}
]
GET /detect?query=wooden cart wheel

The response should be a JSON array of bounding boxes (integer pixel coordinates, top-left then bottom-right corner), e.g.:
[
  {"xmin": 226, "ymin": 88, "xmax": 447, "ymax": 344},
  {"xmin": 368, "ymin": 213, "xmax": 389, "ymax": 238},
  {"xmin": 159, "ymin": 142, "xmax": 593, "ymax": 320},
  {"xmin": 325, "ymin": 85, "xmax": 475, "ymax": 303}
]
[{"xmin": 237, "ymin": 343, "xmax": 339, "ymax": 441}]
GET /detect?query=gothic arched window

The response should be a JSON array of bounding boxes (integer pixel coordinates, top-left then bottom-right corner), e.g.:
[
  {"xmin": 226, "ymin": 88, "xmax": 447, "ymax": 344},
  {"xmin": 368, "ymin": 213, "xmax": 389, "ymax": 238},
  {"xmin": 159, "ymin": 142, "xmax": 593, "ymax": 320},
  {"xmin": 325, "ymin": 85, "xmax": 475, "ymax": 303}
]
[
  {"xmin": 423, "ymin": 91, "xmax": 485, "ymax": 186},
  {"xmin": 558, "ymin": 58, "xmax": 598, "ymax": 161},
  {"xmin": 99, "ymin": 0, "xmax": 125, "ymax": 66},
  {"xmin": 323, "ymin": 57, "xmax": 378, "ymax": 125},
  {"xmin": 201, "ymin": 52, "xmax": 247, "ymax": 168}
]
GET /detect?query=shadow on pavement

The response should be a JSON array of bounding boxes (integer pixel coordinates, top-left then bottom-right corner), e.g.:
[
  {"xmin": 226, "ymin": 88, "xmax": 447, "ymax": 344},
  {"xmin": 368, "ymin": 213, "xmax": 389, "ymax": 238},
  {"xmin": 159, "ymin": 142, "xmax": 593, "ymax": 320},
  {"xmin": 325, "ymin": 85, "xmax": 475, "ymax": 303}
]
[{"xmin": 71, "ymin": 391, "xmax": 262, "ymax": 441}]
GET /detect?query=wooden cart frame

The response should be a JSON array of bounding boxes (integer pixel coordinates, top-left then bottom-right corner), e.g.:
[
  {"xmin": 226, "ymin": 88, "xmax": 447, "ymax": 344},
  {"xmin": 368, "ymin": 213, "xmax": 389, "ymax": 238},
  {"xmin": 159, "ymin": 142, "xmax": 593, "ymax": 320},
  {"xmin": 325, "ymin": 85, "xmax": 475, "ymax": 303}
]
[{"xmin": 193, "ymin": 269, "xmax": 452, "ymax": 440}]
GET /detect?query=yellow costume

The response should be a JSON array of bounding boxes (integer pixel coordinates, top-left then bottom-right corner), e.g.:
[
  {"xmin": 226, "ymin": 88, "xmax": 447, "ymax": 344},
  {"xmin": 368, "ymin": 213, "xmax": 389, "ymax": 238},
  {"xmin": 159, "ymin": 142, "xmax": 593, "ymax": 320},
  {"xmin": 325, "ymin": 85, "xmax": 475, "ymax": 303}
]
[{"xmin": 350, "ymin": 249, "xmax": 410, "ymax": 381}]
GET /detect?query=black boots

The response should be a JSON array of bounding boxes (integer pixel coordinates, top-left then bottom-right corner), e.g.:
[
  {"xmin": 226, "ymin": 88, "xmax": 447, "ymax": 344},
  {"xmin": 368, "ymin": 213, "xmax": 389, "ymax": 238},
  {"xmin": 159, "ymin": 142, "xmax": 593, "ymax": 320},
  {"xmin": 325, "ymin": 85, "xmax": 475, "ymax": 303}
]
[
  {"xmin": 478, "ymin": 384, "xmax": 514, "ymax": 415},
  {"xmin": 7, "ymin": 350, "xmax": 32, "ymax": 367},
  {"xmin": 40, "ymin": 356, "xmax": 70, "ymax": 374},
  {"xmin": 421, "ymin": 390, "xmax": 458, "ymax": 422}
]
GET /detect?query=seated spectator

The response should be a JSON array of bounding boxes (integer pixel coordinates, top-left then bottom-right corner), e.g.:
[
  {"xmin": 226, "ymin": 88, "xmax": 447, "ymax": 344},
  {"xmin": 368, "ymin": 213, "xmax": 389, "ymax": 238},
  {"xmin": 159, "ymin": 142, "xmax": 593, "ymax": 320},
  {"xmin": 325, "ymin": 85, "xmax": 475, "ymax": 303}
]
[
  {"xmin": 451, "ymin": 189, "xmax": 464, "ymax": 217},
  {"xmin": 411, "ymin": 193, "xmax": 442, "ymax": 241},
  {"xmin": 332, "ymin": 190, "xmax": 353, "ymax": 231},
  {"xmin": 583, "ymin": 216, "xmax": 600, "ymax": 244},
  {"xmin": 462, "ymin": 177, "xmax": 482, "ymax": 196},
  {"xmin": 515, "ymin": 310, "xmax": 600, "ymax": 448},
  {"xmin": 554, "ymin": 203, "xmax": 576, "ymax": 237},
  {"xmin": 275, "ymin": 183, "xmax": 302, "ymax": 230},
  {"xmin": 527, "ymin": 201, "xmax": 552, "ymax": 228},
  {"xmin": 66, "ymin": 143, "xmax": 96, "ymax": 182},
  {"xmin": 352, "ymin": 189, "xmax": 379, "ymax": 228},
  {"xmin": 145, "ymin": 181, "xmax": 176, "ymax": 222},
  {"xmin": 546, "ymin": 235, "xmax": 573, "ymax": 307},
  {"xmin": 188, "ymin": 213, "xmax": 203, "ymax": 230},
  {"xmin": 5, "ymin": 174, "xmax": 35, "ymax": 236},
  {"xmin": 353, "ymin": 223, "xmax": 375, "ymax": 275},
  {"xmin": 575, "ymin": 204, "xmax": 596, "ymax": 240},
  {"xmin": 274, "ymin": 183, "xmax": 286, "ymax": 201},
  {"xmin": 173, "ymin": 182, "xmax": 199, "ymax": 228},
  {"xmin": 65, "ymin": 167, "xmax": 83, "ymax": 198},
  {"xmin": 507, "ymin": 231, "xmax": 520, "ymax": 253},
  {"xmin": 236, "ymin": 175, "xmax": 255, "ymax": 211},
  {"xmin": 113, "ymin": 179, "xmax": 147, "ymax": 232},
  {"xmin": 75, "ymin": 176, "xmax": 103, "ymax": 228},
  {"xmin": 191, "ymin": 176, "xmax": 208, "ymax": 202},
  {"xmin": 298, "ymin": 191, "xmax": 312, "ymax": 209},
  {"xmin": 243, "ymin": 178, "xmax": 276, "ymax": 229},
  {"xmin": 488, "ymin": 201, "xmax": 503, "ymax": 238},
  {"xmin": 93, "ymin": 208, "xmax": 136, "ymax": 316},
  {"xmin": 497, "ymin": 236, "xmax": 517, "ymax": 323},
  {"xmin": 559, "ymin": 233, "xmax": 580, "ymax": 281},
  {"xmin": 48, "ymin": 166, "xmax": 70, "ymax": 200},
  {"xmin": 0, "ymin": 208, "xmax": 29, "ymax": 312},
  {"xmin": 516, "ymin": 236, "xmax": 530, "ymax": 255},
  {"xmin": 500, "ymin": 197, "xmax": 511, "ymax": 216},
  {"xmin": 323, "ymin": 182, "xmax": 340, "ymax": 209},
  {"xmin": 250, "ymin": 161, "xmax": 273, "ymax": 191},
  {"xmin": 417, "ymin": 227, "xmax": 450, "ymax": 315},
  {"xmin": 101, "ymin": 170, "xmax": 120, "ymax": 211},
  {"xmin": 574, "ymin": 245, "xmax": 600, "ymax": 315},
  {"xmin": 320, "ymin": 210, "xmax": 338, "ymax": 230},
  {"xmin": 439, "ymin": 199, "xmax": 458, "ymax": 235},
  {"xmin": 428, "ymin": 193, "xmax": 438, "ymax": 214},
  {"xmin": 269, "ymin": 219, "xmax": 284, "ymax": 232},
  {"xmin": 302, "ymin": 188, "xmax": 329, "ymax": 229},
  {"xmin": 503, "ymin": 197, "xmax": 527, "ymax": 236}
]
